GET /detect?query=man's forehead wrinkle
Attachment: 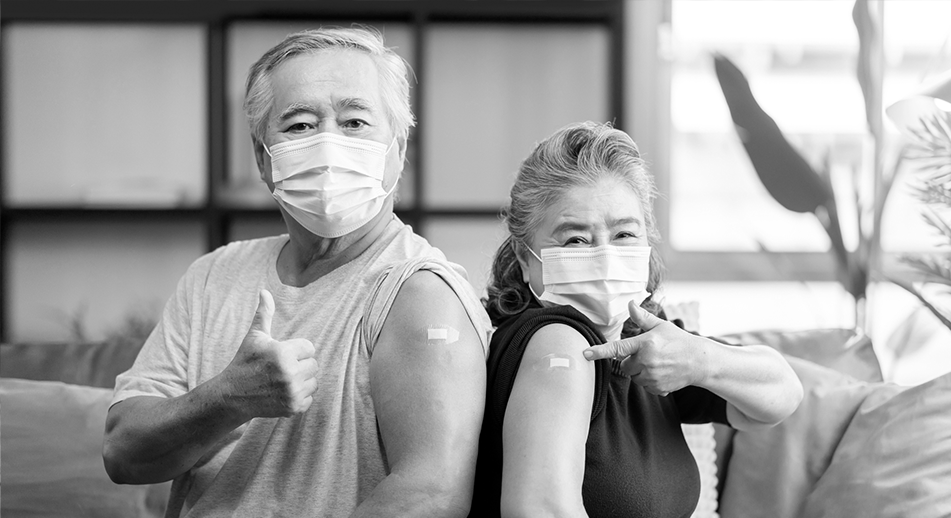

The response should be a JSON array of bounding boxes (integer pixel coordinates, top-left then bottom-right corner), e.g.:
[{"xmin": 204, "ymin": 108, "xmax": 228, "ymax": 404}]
[
  {"xmin": 269, "ymin": 53, "xmax": 382, "ymax": 117},
  {"xmin": 277, "ymin": 102, "xmax": 318, "ymax": 121},
  {"xmin": 338, "ymin": 97, "xmax": 375, "ymax": 111}
]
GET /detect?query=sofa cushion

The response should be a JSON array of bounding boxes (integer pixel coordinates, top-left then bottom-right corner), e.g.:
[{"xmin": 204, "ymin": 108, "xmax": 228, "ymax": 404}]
[
  {"xmin": 719, "ymin": 328, "xmax": 882, "ymax": 383},
  {"xmin": 0, "ymin": 336, "xmax": 145, "ymax": 388},
  {"xmin": 710, "ymin": 327, "xmax": 881, "ymax": 504},
  {"xmin": 800, "ymin": 371, "xmax": 951, "ymax": 518},
  {"xmin": 717, "ymin": 356, "xmax": 877, "ymax": 518},
  {"xmin": 0, "ymin": 378, "xmax": 170, "ymax": 518}
]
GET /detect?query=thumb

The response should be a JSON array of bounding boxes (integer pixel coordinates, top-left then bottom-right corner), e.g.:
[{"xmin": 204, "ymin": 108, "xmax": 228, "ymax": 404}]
[
  {"xmin": 251, "ymin": 289, "xmax": 274, "ymax": 336},
  {"xmin": 629, "ymin": 300, "xmax": 663, "ymax": 331}
]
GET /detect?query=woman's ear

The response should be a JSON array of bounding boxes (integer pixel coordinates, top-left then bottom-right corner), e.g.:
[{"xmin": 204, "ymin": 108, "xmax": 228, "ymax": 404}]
[{"xmin": 513, "ymin": 242, "xmax": 532, "ymax": 284}]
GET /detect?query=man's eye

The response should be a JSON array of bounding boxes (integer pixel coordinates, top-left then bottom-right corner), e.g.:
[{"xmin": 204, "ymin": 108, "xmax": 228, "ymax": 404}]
[{"xmin": 343, "ymin": 119, "xmax": 368, "ymax": 129}]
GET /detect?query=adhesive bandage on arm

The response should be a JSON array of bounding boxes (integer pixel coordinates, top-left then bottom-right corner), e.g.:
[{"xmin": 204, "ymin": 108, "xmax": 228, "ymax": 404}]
[
  {"xmin": 533, "ymin": 353, "xmax": 579, "ymax": 371},
  {"xmin": 427, "ymin": 325, "xmax": 460, "ymax": 344}
]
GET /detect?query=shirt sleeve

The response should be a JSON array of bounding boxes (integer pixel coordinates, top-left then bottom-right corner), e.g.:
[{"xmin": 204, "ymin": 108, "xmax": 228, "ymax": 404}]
[
  {"xmin": 487, "ymin": 306, "xmax": 611, "ymax": 426},
  {"xmin": 110, "ymin": 253, "xmax": 212, "ymax": 407},
  {"xmin": 362, "ymin": 256, "xmax": 492, "ymax": 359}
]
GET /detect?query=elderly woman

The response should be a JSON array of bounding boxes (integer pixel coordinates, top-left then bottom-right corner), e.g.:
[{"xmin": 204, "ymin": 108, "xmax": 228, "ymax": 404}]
[{"xmin": 470, "ymin": 122, "xmax": 803, "ymax": 517}]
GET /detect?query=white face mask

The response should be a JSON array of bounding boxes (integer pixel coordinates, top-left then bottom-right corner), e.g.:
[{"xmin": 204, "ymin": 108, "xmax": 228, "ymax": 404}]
[
  {"xmin": 265, "ymin": 132, "xmax": 401, "ymax": 238},
  {"xmin": 528, "ymin": 244, "xmax": 652, "ymax": 340}
]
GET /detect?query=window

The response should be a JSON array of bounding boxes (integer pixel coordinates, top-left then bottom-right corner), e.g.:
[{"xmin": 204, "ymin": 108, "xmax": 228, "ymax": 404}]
[
  {"xmin": 667, "ymin": 0, "xmax": 951, "ymax": 258},
  {"xmin": 659, "ymin": 0, "xmax": 951, "ymax": 340}
]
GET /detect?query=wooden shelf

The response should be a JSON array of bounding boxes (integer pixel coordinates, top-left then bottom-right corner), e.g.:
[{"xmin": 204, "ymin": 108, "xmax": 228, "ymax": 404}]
[
  {"xmin": 1, "ymin": 207, "xmax": 208, "ymax": 222},
  {"xmin": 0, "ymin": 0, "xmax": 624, "ymax": 343}
]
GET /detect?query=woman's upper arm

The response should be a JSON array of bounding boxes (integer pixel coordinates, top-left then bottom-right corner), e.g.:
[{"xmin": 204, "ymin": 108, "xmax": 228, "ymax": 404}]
[{"xmin": 500, "ymin": 323, "xmax": 595, "ymax": 518}]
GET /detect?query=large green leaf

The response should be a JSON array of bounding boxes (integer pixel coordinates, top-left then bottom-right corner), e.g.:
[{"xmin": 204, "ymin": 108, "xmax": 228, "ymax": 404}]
[
  {"xmin": 713, "ymin": 53, "xmax": 834, "ymax": 214},
  {"xmin": 853, "ymin": 0, "xmax": 883, "ymax": 137}
]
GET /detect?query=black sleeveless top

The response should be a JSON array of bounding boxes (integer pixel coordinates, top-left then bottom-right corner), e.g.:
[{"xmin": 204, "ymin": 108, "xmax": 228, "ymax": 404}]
[{"xmin": 469, "ymin": 304, "xmax": 729, "ymax": 517}]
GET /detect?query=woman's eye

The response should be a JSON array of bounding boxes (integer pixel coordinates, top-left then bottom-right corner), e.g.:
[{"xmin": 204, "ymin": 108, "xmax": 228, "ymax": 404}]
[
  {"xmin": 286, "ymin": 122, "xmax": 314, "ymax": 133},
  {"xmin": 564, "ymin": 236, "xmax": 589, "ymax": 246},
  {"xmin": 616, "ymin": 231, "xmax": 639, "ymax": 240}
]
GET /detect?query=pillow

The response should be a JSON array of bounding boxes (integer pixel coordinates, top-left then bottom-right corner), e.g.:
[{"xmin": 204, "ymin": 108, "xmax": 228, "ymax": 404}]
[
  {"xmin": 717, "ymin": 356, "xmax": 878, "ymax": 518},
  {"xmin": 682, "ymin": 423, "xmax": 720, "ymax": 518},
  {"xmin": 0, "ymin": 378, "xmax": 170, "ymax": 518},
  {"xmin": 719, "ymin": 328, "xmax": 882, "ymax": 383},
  {"xmin": 712, "ymin": 328, "xmax": 882, "ymax": 495},
  {"xmin": 800, "ymin": 371, "xmax": 951, "ymax": 518}
]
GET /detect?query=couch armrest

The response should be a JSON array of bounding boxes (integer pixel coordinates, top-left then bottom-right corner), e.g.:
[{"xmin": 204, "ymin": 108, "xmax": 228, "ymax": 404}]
[
  {"xmin": 1, "ymin": 378, "xmax": 170, "ymax": 517},
  {"xmin": 1, "ymin": 337, "xmax": 145, "ymax": 388},
  {"xmin": 711, "ymin": 327, "xmax": 882, "ymax": 488}
]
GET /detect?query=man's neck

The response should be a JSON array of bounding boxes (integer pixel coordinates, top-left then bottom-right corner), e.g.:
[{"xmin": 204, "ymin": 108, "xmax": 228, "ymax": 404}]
[{"xmin": 277, "ymin": 205, "xmax": 393, "ymax": 287}]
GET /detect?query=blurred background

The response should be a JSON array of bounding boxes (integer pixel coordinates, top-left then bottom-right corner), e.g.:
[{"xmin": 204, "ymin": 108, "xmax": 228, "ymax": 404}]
[{"xmin": 2, "ymin": 0, "xmax": 950, "ymax": 384}]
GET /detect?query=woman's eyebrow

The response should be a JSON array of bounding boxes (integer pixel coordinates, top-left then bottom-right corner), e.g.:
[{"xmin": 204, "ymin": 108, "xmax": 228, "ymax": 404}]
[
  {"xmin": 552, "ymin": 221, "xmax": 590, "ymax": 235},
  {"xmin": 608, "ymin": 216, "xmax": 642, "ymax": 228}
]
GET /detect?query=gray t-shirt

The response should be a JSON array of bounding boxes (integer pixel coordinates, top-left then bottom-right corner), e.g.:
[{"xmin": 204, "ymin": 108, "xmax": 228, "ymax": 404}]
[{"xmin": 112, "ymin": 216, "xmax": 491, "ymax": 517}]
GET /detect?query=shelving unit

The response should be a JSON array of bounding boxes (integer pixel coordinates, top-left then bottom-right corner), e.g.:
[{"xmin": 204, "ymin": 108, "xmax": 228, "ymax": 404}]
[{"xmin": 0, "ymin": 0, "xmax": 625, "ymax": 341}]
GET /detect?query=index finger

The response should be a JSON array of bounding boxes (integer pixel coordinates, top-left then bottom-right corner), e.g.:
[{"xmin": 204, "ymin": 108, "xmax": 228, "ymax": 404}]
[{"xmin": 583, "ymin": 337, "xmax": 641, "ymax": 361}]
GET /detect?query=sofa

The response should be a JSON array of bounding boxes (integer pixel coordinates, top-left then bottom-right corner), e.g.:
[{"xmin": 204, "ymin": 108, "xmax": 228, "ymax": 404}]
[
  {"xmin": 1, "ymin": 338, "xmax": 172, "ymax": 518},
  {"xmin": 710, "ymin": 328, "xmax": 951, "ymax": 518},
  {"xmin": 2, "ymin": 329, "xmax": 950, "ymax": 518}
]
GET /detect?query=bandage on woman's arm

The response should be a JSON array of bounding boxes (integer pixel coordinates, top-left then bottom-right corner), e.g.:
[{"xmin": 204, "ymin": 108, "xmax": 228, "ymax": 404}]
[{"xmin": 501, "ymin": 323, "xmax": 595, "ymax": 518}]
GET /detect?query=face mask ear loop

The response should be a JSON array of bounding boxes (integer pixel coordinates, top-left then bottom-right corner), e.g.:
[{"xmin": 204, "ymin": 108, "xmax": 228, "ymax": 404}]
[
  {"xmin": 527, "ymin": 279, "xmax": 544, "ymax": 302},
  {"xmin": 382, "ymin": 175, "xmax": 399, "ymax": 197},
  {"xmin": 528, "ymin": 247, "xmax": 543, "ymax": 262},
  {"xmin": 520, "ymin": 241, "xmax": 545, "ymax": 302},
  {"xmin": 262, "ymin": 141, "xmax": 273, "ymax": 158},
  {"xmin": 381, "ymin": 137, "xmax": 403, "ymax": 197}
]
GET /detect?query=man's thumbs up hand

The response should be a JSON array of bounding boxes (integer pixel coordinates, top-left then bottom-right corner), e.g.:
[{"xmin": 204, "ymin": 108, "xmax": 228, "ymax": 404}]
[
  {"xmin": 249, "ymin": 289, "xmax": 275, "ymax": 337},
  {"xmin": 221, "ymin": 290, "xmax": 319, "ymax": 420}
]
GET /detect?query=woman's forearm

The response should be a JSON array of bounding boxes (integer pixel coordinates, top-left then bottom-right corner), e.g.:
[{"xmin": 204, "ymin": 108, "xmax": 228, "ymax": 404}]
[{"xmin": 695, "ymin": 339, "xmax": 803, "ymax": 428}]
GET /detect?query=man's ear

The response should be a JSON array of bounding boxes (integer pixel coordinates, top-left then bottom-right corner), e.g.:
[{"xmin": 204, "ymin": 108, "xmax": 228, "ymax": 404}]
[
  {"xmin": 396, "ymin": 132, "xmax": 408, "ymax": 163},
  {"xmin": 253, "ymin": 139, "xmax": 269, "ymax": 182},
  {"xmin": 513, "ymin": 242, "xmax": 532, "ymax": 284}
]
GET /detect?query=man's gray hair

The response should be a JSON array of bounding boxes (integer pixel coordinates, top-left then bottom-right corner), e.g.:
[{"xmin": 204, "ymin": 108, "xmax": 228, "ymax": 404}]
[{"xmin": 244, "ymin": 26, "xmax": 416, "ymax": 143}]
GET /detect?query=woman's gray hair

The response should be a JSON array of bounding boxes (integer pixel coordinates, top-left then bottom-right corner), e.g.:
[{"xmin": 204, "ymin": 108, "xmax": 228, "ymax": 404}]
[
  {"xmin": 484, "ymin": 121, "xmax": 665, "ymax": 324},
  {"xmin": 243, "ymin": 26, "xmax": 416, "ymax": 143}
]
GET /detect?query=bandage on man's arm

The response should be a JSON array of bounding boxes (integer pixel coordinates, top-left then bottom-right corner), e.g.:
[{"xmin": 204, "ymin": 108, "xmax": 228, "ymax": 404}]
[{"xmin": 356, "ymin": 270, "xmax": 486, "ymax": 518}]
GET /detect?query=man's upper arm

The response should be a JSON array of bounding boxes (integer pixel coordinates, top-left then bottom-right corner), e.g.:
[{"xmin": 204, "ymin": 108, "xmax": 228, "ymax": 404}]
[{"xmin": 369, "ymin": 270, "xmax": 487, "ymax": 498}]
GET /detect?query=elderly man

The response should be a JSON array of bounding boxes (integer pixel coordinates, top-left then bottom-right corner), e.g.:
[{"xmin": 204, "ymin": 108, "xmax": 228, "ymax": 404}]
[{"xmin": 103, "ymin": 27, "xmax": 491, "ymax": 517}]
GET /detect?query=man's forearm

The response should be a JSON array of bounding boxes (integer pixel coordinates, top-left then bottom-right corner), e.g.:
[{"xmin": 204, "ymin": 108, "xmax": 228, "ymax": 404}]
[{"xmin": 103, "ymin": 376, "xmax": 250, "ymax": 484}]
